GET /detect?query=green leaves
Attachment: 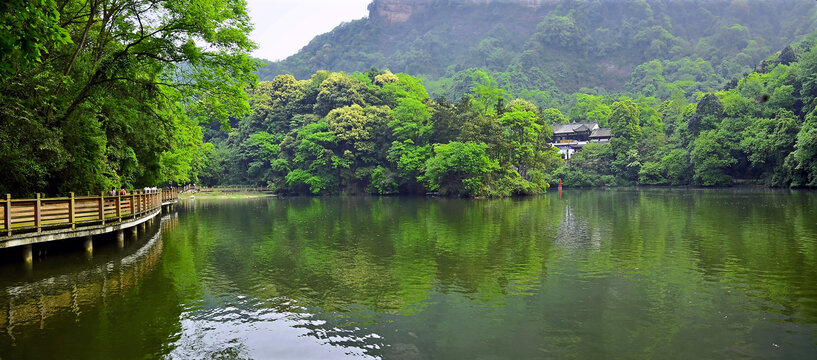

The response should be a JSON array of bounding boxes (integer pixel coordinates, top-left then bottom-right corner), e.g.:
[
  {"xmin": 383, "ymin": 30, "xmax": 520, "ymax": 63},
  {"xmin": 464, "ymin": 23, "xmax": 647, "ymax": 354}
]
[
  {"xmin": 0, "ymin": 0, "xmax": 259, "ymax": 194},
  {"xmin": 690, "ymin": 130, "xmax": 736, "ymax": 186},
  {"xmin": 0, "ymin": 0, "xmax": 71, "ymax": 79},
  {"xmin": 421, "ymin": 142, "xmax": 499, "ymax": 196},
  {"xmin": 609, "ymin": 98, "xmax": 643, "ymax": 153}
]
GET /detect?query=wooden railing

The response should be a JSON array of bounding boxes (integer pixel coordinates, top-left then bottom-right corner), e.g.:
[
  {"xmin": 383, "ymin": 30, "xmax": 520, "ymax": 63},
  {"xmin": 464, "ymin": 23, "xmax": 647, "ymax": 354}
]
[{"xmin": 1, "ymin": 188, "xmax": 179, "ymax": 237}]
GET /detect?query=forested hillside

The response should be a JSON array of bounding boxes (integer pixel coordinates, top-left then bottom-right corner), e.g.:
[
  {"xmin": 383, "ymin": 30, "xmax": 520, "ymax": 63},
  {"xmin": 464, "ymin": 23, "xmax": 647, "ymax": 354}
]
[
  {"xmin": 203, "ymin": 31, "xmax": 817, "ymax": 194},
  {"xmin": 259, "ymin": 0, "xmax": 817, "ymax": 106},
  {"xmin": 3, "ymin": 0, "xmax": 816, "ymax": 198}
]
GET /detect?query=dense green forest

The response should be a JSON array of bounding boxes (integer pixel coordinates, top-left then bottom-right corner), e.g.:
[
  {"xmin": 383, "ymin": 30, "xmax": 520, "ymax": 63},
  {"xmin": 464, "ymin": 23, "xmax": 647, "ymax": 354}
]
[
  {"xmin": 201, "ymin": 69, "xmax": 563, "ymax": 196},
  {"xmin": 2, "ymin": 0, "xmax": 817, "ymax": 197},
  {"xmin": 260, "ymin": 0, "xmax": 817, "ymax": 107},
  {"xmin": 0, "ymin": 0, "xmax": 257, "ymax": 196},
  {"xmin": 202, "ymin": 32, "xmax": 817, "ymax": 195}
]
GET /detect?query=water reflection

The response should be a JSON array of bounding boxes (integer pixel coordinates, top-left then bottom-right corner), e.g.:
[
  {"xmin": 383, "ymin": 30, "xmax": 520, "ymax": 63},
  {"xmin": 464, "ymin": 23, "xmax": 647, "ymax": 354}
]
[
  {"xmin": 1, "ymin": 191, "xmax": 816, "ymax": 359},
  {"xmin": 0, "ymin": 214, "xmax": 178, "ymax": 356}
]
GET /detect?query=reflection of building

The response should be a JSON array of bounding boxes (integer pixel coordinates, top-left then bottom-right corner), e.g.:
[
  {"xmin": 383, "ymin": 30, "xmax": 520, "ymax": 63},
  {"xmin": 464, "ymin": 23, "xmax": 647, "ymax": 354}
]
[
  {"xmin": 549, "ymin": 123, "xmax": 613, "ymax": 160},
  {"xmin": 554, "ymin": 203, "xmax": 601, "ymax": 250}
]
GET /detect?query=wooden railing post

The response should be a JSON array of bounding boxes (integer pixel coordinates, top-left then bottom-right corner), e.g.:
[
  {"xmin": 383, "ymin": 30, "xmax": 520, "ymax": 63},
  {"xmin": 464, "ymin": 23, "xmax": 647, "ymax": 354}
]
[
  {"xmin": 35, "ymin": 193, "xmax": 41, "ymax": 233},
  {"xmin": 69, "ymin": 192, "xmax": 75, "ymax": 229},
  {"xmin": 99, "ymin": 192, "xmax": 105, "ymax": 225},
  {"xmin": 116, "ymin": 194, "xmax": 121, "ymax": 220},
  {"xmin": 130, "ymin": 192, "xmax": 135, "ymax": 218},
  {"xmin": 5, "ymin": 194, "xmax": 11, "ymax": 236}
]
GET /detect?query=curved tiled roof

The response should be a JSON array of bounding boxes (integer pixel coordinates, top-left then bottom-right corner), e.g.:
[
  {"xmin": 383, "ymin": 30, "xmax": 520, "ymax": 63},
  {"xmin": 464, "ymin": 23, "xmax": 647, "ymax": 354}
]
[{"xmin": 590, "ymin": 128, "xmax": 612, "ymax": 138}]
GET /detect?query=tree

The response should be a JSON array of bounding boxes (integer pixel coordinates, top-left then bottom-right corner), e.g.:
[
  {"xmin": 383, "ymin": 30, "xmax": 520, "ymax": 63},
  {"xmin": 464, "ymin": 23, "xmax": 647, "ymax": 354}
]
[
  {"xmin": 540, "ymin": 108, "xmax": 567, "ymax": 125},
  {"xmin": 314, "ymin": 72, "xmax": 371, "ymax": 115},
  {"xmin": 497, "ymin": 103, "xmax": 549, "ymax": 178},
  {"xmin": 421, "ymin": 142, "xmax": 499, "ymax": 197},
  {"xmin": 796, "ymin": 43, "xmax": 817, "ymax": 112},
  {"xmin": 690, "ymin": 130, "xmax": 736, "ymax": 186},
  {"xmin": 777, "ymin": 45, "xmax": 797, "ymax": 65},
  {"xmin": 286, "ymin": 121, "xmax": 338, "ymax": 194},
  {"xmin": 740, "ymin": 110, "xmax": 799, "ymax": 183},
  {"xmin": 326, "ymin": 104, "xmax": 391, "ymax": 189},
  {"xmin": 687, "ymin": 93, "xmax": 725, "ymax": 136},
  {"xmin": 430, "ymin": 97, "xmax": 460, "ymax": 144},
  {"xmin": 662, "ymin": 149, "xmax": 691, "ymax": 185},
  {"xmin": 0, "ymin": 0, "xmax": 70, "ymax": 79},
  {"xmin": 568, "ymin": 94, "xmax": 611, "ymax": 125},
  {"xmin": 0, "ymin": 0, "xmax": 258, "ymax": 195},
  {"xmin": 609, "ymin": 99, "xmax": 642, "ymax": 154},
  {"xmin": 788, "ymin": 108, "xmax": 817, "ymax": 186}
]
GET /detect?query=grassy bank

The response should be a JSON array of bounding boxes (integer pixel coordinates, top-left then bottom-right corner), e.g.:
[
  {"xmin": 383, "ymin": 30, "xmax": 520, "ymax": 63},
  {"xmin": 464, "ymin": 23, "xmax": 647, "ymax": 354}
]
[{"xmin": 179, "ymin": 191, "xmax": 276, "ymax": 199}]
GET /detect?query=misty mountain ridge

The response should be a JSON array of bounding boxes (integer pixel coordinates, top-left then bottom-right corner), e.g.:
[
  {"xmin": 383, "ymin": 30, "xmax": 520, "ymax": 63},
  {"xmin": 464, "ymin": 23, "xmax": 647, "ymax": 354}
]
[{"xmin": 257, "ymin": 0, "xmax": 817, "ymax": 105}]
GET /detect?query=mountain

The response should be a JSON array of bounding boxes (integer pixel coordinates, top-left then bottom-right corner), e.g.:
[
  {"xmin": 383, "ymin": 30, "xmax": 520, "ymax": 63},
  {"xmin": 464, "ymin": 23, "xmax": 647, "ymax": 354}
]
[{"xmin": 257, "ymin": 0, "xmax": 817, "ymax": 102}]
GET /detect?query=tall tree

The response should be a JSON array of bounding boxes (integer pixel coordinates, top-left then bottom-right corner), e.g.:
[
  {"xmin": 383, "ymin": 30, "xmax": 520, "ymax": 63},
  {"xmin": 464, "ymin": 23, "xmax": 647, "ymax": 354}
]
[{"xmin": 0, "ymin": 0, "xmax": 258, "ymax": 195}]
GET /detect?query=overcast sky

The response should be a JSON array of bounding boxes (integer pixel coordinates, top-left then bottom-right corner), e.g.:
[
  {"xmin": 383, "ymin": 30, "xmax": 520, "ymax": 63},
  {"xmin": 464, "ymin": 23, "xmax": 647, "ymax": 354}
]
[{"xmin": 246, "ymin": 0, "xmax": 372, "ymax": 61}]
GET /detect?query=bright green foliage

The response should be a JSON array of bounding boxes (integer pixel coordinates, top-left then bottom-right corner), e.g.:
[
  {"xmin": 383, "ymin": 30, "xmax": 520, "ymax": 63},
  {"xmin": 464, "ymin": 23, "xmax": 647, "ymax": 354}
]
[
  {"xmin": 569, "ymin": 94, "xmax": 611, "ymax": 125},
  {"xmin": 638, "ymin": 162, "xmax": 666, "ymax": 185},
  {"xmin": 0, "ymin": 0, "xmax": 71, "ymax": 79},
  {"xmin": 796, "ymin": 44, "xmax": 817, "ymax": 112},
  {"xmin": 390, "ymin": 98, "xmax": 432, "ymax": 142},
  {"xmin": 541, "ymin": 108, "xmax": 567, "ymax": 125},
  {"xmin": 380, "ymin": 73, "xmax": 429, "ymax": 103},
  {"xmin": 690, "ymin": 130, "xmax": 736, "ymax": 186},
  {"xmin": 470, "ymin": 71, "xmax": 507, "ymax": 116},
  {"xmin": 687, "ymin": 93, "xmax": 725, "ymax": 136},
  {"xmin": 369, "ymin": 165, "xmax": 399, "ymax": 194},
  {"xmin": 387, "ymin": 140, "xmax": 431, "ymax": 183},
  {"xmin": 740, "ymin": 110, "xmax": 800, "ymax": 184},
  {"xmin": 0, "ymin": 0, "xmax": 257, "ymax": 195},
  {"xmin": 789, "ymin": 108, "xmax": 817, "ymax": 186},
  {"xmin": 314, "ymin": 72, "xmax": 373, "ymax": 115},
  {"xmin": 421, "ymin": 142, "xmax": 499, "ymax": 196},
  {"xmin": 327, "ymin": 105, "xmax": 389, "ymax": 157},
  {"xmin": 7, "ymin": 1, "xmax": 817, "ymax": 197},
  {"xmin": 498, "ymin": 104, "xmax": 549, "ymax": 178},
  {"xmin": 609, "ymin": 99, "xmax": 643, "ymax": 153},
  {"xmin": 286, "ymin": 121, "xmax": 338, "ymax": 194},
  {"xmin": 218, "ymin": 37, "xmax": 817, "ymax": 193},
  {"xmin": 637, "ymin": 147, "xmax": 689, "ymax": 185},
  {"xmin": 661, "ymin": 149, "xmax": 692, "ymax": 186}
]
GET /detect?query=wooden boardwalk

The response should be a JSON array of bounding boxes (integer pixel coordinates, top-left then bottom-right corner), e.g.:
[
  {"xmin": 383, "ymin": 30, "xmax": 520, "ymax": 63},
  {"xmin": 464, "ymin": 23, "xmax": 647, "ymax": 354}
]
[{"xmin": 0, "ymin": 188, "xmax": 180, "ymax": 258}]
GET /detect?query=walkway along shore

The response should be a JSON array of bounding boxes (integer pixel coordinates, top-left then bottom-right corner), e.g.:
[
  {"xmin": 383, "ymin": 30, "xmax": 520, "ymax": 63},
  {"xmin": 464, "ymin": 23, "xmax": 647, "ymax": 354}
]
[{"xmin": 0, "ymin": 188, "xmax": 182, "ymax": 263}]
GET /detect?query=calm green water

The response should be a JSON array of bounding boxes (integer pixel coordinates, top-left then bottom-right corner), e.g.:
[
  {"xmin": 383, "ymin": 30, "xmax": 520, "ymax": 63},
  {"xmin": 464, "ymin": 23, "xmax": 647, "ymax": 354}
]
[{"xmin": 1, "ymin": 190, "xmax": 816, "ymax": 359}]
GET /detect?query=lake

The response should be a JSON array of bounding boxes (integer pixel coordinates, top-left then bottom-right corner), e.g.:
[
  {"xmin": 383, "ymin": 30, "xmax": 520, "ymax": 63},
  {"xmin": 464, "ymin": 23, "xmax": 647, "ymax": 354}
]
[{"xmin": 1, "ymin": 189, "xmax": 816, "ymax": 359}]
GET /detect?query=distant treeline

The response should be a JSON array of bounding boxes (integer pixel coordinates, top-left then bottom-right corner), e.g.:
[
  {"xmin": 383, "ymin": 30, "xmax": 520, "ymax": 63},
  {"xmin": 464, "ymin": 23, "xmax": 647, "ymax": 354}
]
[{"xmin": 202, "ymin": 37, "xmax": 817, "ymax": 194}]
